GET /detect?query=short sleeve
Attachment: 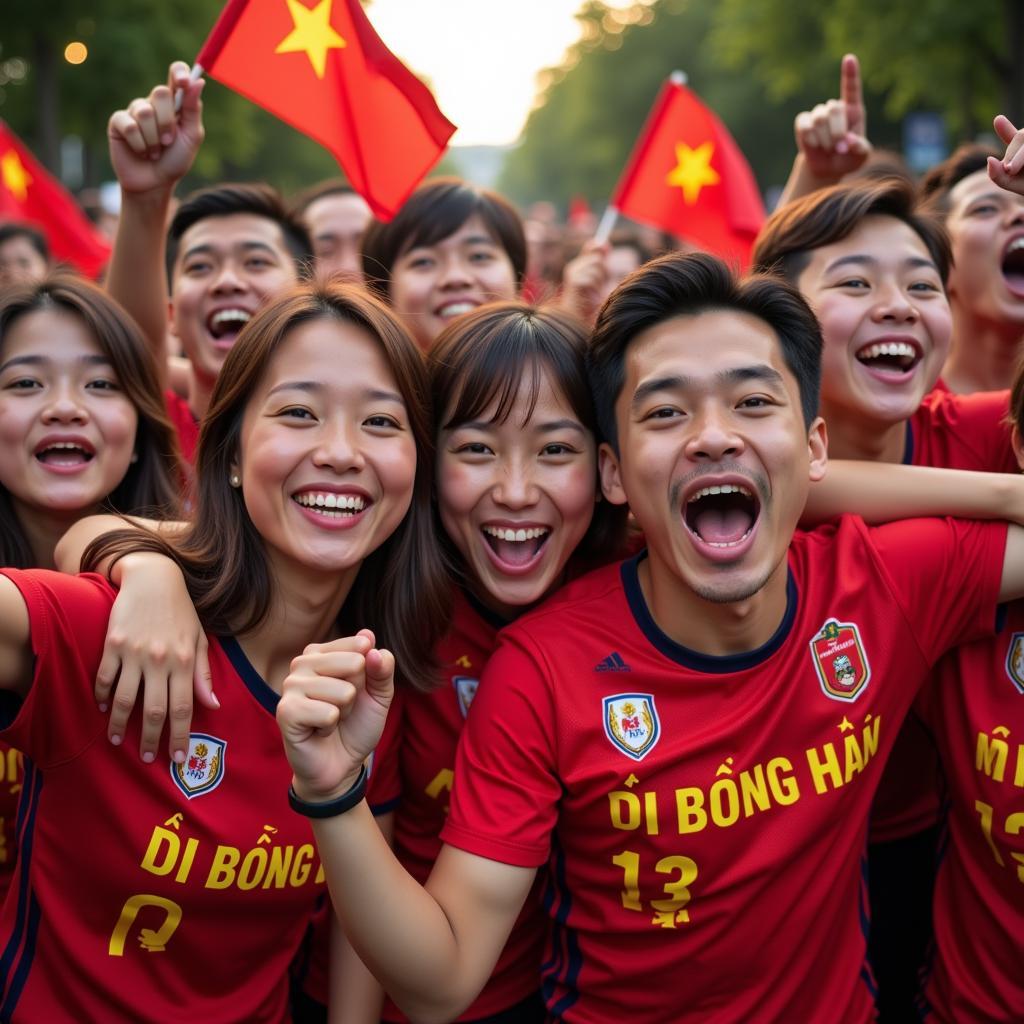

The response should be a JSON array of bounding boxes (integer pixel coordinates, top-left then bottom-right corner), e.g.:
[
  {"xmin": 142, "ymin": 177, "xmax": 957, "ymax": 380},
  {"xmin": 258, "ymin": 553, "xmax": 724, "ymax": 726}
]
[
  {"xmin": 442, "ymin": 633, "xmax": 561, "ymax": 868},
  {"xmin": 0, "ymin": 569, "xmax": 115, "ymax": 767},
  {"xmin": 867, "ymin": 517, "xmax": 1007, "ymax": 658}
]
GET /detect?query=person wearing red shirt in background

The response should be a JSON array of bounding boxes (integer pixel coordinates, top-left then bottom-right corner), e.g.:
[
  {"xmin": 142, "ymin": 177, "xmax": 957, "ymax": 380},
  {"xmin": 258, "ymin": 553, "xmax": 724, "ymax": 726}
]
[{"xmin": 276, "ymin": 251, "xmax": 1024, "ymax": 1023}]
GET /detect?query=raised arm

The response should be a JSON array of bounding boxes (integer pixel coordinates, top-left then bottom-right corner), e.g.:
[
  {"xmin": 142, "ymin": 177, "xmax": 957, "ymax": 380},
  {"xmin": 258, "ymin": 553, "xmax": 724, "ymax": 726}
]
[
  {"xmin": 277, "ymin": 635, "xmax": 534, "ymax": 1024},
  {"xmin": 805, "ymin": 461, "xmax": 1024, "ymax": 526},
  {"xmin": 778, "ymin": 54, "xmax": 870, "ymax": 207},
  {"xmin": 987, "ymin": 114, "xmax": 1024, "ymax": 196},
  {"xmin": 106, "ymin": 61, "xmax": 205, "ymax": 382}
]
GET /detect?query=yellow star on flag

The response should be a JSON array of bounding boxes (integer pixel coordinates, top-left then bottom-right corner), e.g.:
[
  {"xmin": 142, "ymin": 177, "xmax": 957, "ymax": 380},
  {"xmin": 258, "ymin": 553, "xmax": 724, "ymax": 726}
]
[
  {"xmin": 665, "ymin": 141, "xmax": 720, "ymax": 205},
  {"xmin": 1, "ymin": 150, "xmax": 32, "ymax": 203},
  {"xmin": 275, "ymin": 0, "xmax": 347, "ymax": 79}
]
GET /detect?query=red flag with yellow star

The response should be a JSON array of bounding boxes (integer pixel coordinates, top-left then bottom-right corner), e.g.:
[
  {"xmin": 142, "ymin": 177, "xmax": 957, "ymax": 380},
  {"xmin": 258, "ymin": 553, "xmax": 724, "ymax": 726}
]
[
  {"xmin": 196, "ymin": 0, "xmax": 455, "ymax": 220},
  {"xmin": 610, "ymin": 75, "xmax": 765, "ymax": 267},
  {"xmin": 0, "ymin": 121, "xmax": 111, "ymax": 278}
]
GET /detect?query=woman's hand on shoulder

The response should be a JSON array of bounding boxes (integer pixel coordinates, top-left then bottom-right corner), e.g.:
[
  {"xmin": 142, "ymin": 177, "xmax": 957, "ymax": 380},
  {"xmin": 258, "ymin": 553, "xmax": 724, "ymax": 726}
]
[
  {"xmin": 277, "ymin": 629, "xmax": 394, "ymax": 802},
  {"xmin": 98, "ymin": 552, "xmax": 217, "ymax": 764}
]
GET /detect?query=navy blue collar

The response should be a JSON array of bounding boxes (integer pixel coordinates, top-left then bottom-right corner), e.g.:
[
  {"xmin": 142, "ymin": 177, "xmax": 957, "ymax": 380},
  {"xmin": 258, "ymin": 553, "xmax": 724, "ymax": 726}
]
[
  {"xmin": 217, "ymin": 636, "xmax": 279, "ymax": 715},
  {"xmin": 621, "ymin": 550, "xmax": 798, "ymax": 673}
]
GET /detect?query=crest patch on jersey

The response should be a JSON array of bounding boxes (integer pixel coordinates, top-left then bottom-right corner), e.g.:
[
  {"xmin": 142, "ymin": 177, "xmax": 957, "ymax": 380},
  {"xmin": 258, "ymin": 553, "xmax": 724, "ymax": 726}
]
[
  {"xmin": 810, "ymin": 618, "xmax": 870, "ymax": 702},
  {"xmin": 1004, "ymin": 632, "xmax": 1024, "ymax": 695},
  {"xmin": 171, "ymin": 733, "xmax": 226, "ymax": 799},
  {"xmin": 452, "ymin": 676, "xmax": 479, "ymax": 718},
  {"xmin": 603, "ymin": 693, "xmax": 660, "ymax": 761}
]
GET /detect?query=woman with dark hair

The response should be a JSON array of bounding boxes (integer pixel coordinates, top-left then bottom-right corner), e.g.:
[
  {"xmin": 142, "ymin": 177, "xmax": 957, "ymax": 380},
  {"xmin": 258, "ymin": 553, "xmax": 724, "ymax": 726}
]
[
  {"xmin": 297, "ymin": 303, "xmax": 629, "ymax": 1023},
  {"xmin": 361, "ymin": 178, "xmax": 526, "ymax": 350},
  {"xmin": 0, "ymin": 272, "xmax": 181, "ymax": 570},
  {"xmin": 0, "ymin": 279, "xmax": 450, "ymax": 1022}
]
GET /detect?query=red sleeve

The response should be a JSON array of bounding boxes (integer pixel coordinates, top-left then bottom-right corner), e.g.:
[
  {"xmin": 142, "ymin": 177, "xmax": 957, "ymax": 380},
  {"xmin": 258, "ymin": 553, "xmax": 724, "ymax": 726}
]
[
  {"xmin": 866, "ymin": 517, "xmax": 1007, "ymax": 658},
  {"xmin": 441, "ymin": 633, "xmax": 560, "ymax": 867},
  {"xmin": 0, "ymin": 569, "xmax": 115, "ymax": 767},
  {"xmin": 366, "ymin": 686, "xmax": 403, "ymax": 814},
  {"xmin": 929, "ymin": 389, "xmax": 1016, "ymax": 472}
]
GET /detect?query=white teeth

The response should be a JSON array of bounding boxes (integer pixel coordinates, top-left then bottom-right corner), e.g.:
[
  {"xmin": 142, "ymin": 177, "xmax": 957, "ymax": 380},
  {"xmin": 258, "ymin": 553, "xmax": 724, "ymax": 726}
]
[
  {"xmin": 1007, "ymin": 238, "xmax": 1024, "ymax": 255},
  {"xmin": 43, "ymin": 442, "xmax": 86, "ymax": 451},
  {"xmin": 482, "ymin": 525, "xmax": 550, "ymax": 542},
  {"xmin": 438, "ymin": 302, "xmax": 476, "ymax": 318},
  {"xmin": 858, "ymin": 342, "xmax": 917, "ymax": 361},
  {"xmin": 211, "ymin": 309, "xmax": 251, "ymax": 328},
  {"xmin": 687, "ymin": 483, "xmax": 753, "ymax": 503},
  {"xmin": 706, "ymin": 529, "xmax": 753, "ymax": 548},
  {"xmin": 294, "ymin": 492, "xmax": 366, "ymax": 513}
]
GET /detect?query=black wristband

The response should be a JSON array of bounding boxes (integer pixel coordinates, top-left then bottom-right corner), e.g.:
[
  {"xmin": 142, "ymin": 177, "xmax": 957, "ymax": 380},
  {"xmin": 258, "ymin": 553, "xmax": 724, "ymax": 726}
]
[{"xmin": 288, "ymin": 764, "xmax": 368, "ymax": 819}]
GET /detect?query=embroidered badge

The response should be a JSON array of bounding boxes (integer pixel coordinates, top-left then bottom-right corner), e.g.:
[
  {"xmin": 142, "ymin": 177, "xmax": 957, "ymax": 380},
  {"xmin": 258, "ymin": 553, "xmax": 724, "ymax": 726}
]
[
  {"xmin": 453, "ymin": 676, "xmax": 479, "ymax": 718},
  {"xmin": 1004, "ymin": 633, "xmax": 1024, "ymax": 695},
  {"xmin": 603, "ymin": 694, "xmax": 660, "ymax": 761},
  {"xmin": 810, "ymin": 619, "xmax": 870, "ymax": 702},
  {"xmin": 170, "ymin": 733, "xmax": 227, "ymax": 799}
]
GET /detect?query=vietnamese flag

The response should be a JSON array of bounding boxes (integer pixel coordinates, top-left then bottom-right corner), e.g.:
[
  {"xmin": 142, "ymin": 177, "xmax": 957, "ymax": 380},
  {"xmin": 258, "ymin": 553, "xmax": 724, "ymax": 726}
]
[
  {"xmin": 610, "ymin": 74, "xmax": 765, "ymax": 268},
  {"xmin": 196, "ymin": 0, "xmax": 456, "ymax": 220},
  {"xmin": 0, "ymin": 122, "xmax": 111, "ymax": 278}
]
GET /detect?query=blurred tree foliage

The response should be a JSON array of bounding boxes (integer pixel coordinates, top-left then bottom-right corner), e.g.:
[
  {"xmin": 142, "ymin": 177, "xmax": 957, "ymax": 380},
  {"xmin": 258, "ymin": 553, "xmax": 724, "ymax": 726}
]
[{"xmin": 500, "ymin": 0, "xmax": 1019, "ymax": 212}]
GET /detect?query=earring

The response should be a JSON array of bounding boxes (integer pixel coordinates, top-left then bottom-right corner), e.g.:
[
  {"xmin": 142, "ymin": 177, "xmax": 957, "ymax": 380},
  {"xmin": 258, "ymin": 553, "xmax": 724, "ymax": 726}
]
[{"xmin": 229, "ymin": 473, "xmax": 241, "ymax": 488}]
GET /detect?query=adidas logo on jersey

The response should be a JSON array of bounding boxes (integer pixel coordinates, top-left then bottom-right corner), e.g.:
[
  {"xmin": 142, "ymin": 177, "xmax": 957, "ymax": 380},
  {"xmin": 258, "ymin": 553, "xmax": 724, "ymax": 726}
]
[{"xmin": 595, "ymin": 652, "xmax": 631, "ymax": 672}]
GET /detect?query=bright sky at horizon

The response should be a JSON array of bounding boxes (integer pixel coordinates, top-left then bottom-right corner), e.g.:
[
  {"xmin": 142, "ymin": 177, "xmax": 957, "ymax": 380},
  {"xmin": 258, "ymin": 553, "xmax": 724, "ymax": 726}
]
[{"xmin": 367, "ymin": 0, "xmax": 640, "ymax": 147}]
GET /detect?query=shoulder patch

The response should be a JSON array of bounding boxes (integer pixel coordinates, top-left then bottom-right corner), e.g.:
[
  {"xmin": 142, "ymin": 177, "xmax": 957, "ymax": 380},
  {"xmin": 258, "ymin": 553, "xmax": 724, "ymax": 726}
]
[
  {"xmin": 171, "ymin": 734, "xmax": 227, "ymax": 799},
  {"xmin": 452, "ymin": 675, "xmax": 479, "ymax": 717},
  {"xmin": 1004, "ymin": 633, "xmax": 1024, "ymax": 695},
  {"xmin": 603, "ymin": 693, "xmax": 660, "ymax": 761},
  {"xmin": 810, "ymin": 618, "xmax": 870, "ymax": 702}
]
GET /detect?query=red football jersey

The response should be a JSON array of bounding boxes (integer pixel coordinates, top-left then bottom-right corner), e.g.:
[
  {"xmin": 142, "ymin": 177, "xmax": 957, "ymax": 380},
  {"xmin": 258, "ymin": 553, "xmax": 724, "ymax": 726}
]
[
  {"xmin": 914, "ymin": 603, "xmax": 1024, "ymax": 1022},
  {"xmin": 0, "ymin": 743, "xmax": 24, "ymax": 903},
  {"xmin": 443, "ymin": 516, "xmax": 1006, "ymax": 1024},
  {"xmin": 370, "ymin": 588, "xmax": 546, "ymax": 1021},
  {"xmin": 871, "ymin": 386, "xmax": 1016, "ymax": 842},
  {"xmin": 164, "ymin": 389, "xmax": 199, "ymax": 466},
  {"xmin": 0, "ymin": 569, "xmax": 325, "ymax": 1023}
]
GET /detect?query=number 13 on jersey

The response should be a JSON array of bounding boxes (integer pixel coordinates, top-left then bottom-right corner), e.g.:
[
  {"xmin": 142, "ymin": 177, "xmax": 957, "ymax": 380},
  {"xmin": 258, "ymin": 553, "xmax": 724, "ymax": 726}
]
[{"xmin": 612, "ymin": 849, "xmax": 699, "ymax": 928}]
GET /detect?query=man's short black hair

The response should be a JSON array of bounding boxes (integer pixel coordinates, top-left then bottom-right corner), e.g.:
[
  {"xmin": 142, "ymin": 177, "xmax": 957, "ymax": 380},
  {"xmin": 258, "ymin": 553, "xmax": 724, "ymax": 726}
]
[
  {"xmin": 588, "ymin": 252, "xmax": 822, "ymax": 453},
  {"xmin": 0, "ymin": 222, "xmax": 49, "ymax": 262},
  {"xmin": 166, "ymin": 182, "xmax": 313, "ymax": 282}
]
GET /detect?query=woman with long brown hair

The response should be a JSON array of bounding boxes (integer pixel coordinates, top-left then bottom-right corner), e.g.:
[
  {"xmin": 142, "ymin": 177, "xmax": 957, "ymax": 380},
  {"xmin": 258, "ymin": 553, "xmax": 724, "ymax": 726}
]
[{"xmin": 0, "ymin": 279, "xmax": 448, "ymax": 1022}]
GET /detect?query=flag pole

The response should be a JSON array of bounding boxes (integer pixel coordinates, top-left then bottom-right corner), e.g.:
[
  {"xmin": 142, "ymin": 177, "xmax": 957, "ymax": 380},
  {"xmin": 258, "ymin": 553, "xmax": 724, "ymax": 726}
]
[
  {"xmin": 174, "ymin": 63, "xmax": 206, "ymax": 113},
  {"xmin": 594, "ymin": 70, "xmax": 688, "ymax": 246}
]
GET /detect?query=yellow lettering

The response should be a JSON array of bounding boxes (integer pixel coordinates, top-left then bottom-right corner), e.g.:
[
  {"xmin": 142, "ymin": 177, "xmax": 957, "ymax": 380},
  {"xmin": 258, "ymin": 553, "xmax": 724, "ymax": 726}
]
[
  {"xmin": 108, "ymin": 894, "xmax": 183, "ymax": 956},
  {"xmin": 739, "ymin": 764, "xmax": 770, "ymax": 816},
  {"xmin": 611, "ymin": 850, "xmax": 642, "ymax": 910},
  {"xmin": 708, "ymin": 778, "xmax": 739, "ymax": 827},
  {"xmin": 424, "ymin": 769, "xmax": 454, "ymax": 801},
  {"xmin": 766, "ymin": 757, "xmax": 800, "ymax": 805},
  {"xmin": 237, "ymin": 847, "xmax": 268, "ymax": 891},
  {"xmin": 174, "ymin": 838, "xmax": 199, "ymax": 884},
  {"xmin": 315, "ymin": 862, "xmax": 324, "ymax": 884},
  {"xmin": 806, "ymin": 742, "xmax": 843, "ymax": 794},
  {"xmin": 1014, "ymin": 745, "xmax": 1024, "ymax": 789},
  {"xmin": 862, "ymin": 716, "xmax": 880, "ymax": 761},
  {"xmin": 975, "ymin": 800, "xmax": 1005, "ymax": 867},
  {"xmin": 976, "ymin": 731, "xmax": 1009, "ymax": 783},
  {"xmin": 263, "ymin": 846, "xmax": 294, "ymax": 889},
  {"xmin": 843, "ymin": 732, "xmax": 865, "ymax": 782},
  {"xmin": 643, "ymin": 791, "xmax": 660, "ymax": 835},
  {"xmin": 205, "ymin": 845, "xmax": 240, "ymax": 889},
  {"xmin": 675, "ymin": 787, "xmax": 707, "ymax": 834},
  {"xmin": 140, "ymin": 827, "xmax": 180, "ymax": 877},
  {"xmin": 609, "ymin": 791, "xmax": 641, "ymax": 831},
  {"xmin": 650, "ymin": 855, "xmax": 698, "ymax": 924},
  {"xmin": 289, "ymin": 844, "xmax": 314, "ymax": 887}
]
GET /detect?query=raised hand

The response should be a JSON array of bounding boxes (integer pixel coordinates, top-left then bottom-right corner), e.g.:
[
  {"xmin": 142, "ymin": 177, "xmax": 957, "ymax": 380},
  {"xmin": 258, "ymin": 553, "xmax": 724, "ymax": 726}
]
[
  {"xmin": 793, "ymin": 54, "xmax": 871, "ymax": 182},
  {"xmin": 107, "ymin": 61, "xmax": 205, "ymax": 197},
  {"xmin": 277, "ymin": 630, "xmax": 395, "ymax": 802},
  {"xmin": 988, "ymin": 114, "xmax": 1024, "ymax": 197}
]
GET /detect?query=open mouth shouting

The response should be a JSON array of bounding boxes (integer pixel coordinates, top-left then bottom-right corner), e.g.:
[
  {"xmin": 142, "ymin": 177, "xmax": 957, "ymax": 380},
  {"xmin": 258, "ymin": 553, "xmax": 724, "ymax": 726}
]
[
  {"xmin": 33, "ymin": 436, "xmax": 96, "ymax": 474},
  {"xmin": 1002, "ymin": 236, "xmax": 1024, "ymax": 299},
  {"xmin": 853, "ymin": 336, "xmax": 923, "ymax": 382},
  {"xmin": 683, "ymin": 480, "xmax": 761, "ymax": 561},
  {"xmin": 481, "ymin": 522, "xmax": 551, "ymax": 574},
  {"xmin": 292, "ymin": 488, "xmax": 371, "ymax": 528},
  {"xmin": 206, "ymin": 308, "xmax": 253, "ymax": 350}
]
